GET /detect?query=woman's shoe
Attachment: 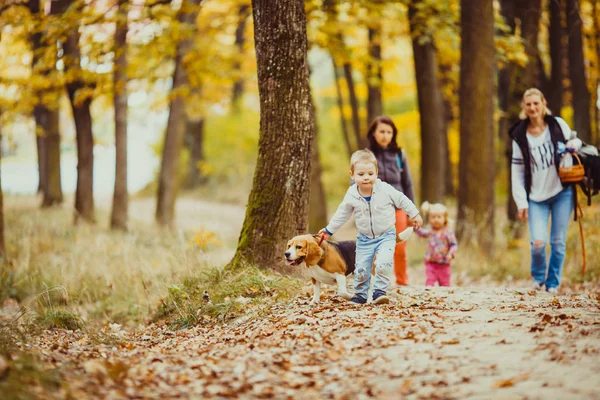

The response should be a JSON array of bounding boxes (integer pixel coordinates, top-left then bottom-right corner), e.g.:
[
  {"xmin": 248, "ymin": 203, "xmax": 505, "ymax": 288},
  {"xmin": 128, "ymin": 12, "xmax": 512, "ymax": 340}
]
[{"xmin": 547, "ymin": 287, "xmax": 558, "ymax": 295}]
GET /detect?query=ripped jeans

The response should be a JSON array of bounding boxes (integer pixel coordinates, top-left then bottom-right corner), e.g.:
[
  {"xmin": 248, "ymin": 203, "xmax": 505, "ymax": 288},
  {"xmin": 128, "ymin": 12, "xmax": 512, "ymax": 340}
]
[
  {"xmin": 528, "ymin": 186, "xmax": 573, "ymax": 289},
  {"xmin": 354, "ymin": 228, "xmax": 396, "ymax": 300}
]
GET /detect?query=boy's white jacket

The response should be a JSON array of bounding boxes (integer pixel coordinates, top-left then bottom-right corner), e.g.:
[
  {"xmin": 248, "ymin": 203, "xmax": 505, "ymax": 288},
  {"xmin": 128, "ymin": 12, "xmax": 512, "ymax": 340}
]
[{"xmin": 326, "ymin": 179, "xmax": 419, "ymax": 239}]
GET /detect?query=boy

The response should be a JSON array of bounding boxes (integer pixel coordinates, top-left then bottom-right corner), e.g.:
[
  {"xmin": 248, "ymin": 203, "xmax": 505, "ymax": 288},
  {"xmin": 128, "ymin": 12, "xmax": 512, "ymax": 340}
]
[{"xmin": 318, "ymin": 149, "xmax": 423, "ymax": 304}]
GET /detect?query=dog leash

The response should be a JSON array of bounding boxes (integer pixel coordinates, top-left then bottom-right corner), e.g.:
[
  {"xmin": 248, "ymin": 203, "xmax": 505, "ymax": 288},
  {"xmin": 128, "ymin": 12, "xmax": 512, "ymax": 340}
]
[{"xmin": 314, "ymin": 233, "xmax": 326, "ymax": 246}]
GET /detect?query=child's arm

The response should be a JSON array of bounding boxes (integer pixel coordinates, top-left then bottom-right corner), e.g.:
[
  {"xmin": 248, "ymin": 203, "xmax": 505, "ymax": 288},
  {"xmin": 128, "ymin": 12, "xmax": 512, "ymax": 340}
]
[
  {"xmin": 414, "ymin": 227, "xmax": 432, "ymax": 238},
  {"xmin": 446, "ymin": 229, "xmax": 458, "ymax": 261},
  {"xmin": 322, "ymin": 192, "xmax": 354, "ymax": 237},
  {"xmin": 385, "ymin": 182, "xmax": 422, "ymax": 228}
]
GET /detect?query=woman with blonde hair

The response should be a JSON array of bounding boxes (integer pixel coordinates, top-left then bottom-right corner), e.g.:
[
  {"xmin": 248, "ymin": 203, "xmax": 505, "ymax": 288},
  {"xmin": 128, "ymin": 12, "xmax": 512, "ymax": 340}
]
[{"xmin": 509, "ymin": 88, "xmax": 581, "ymax": 294}]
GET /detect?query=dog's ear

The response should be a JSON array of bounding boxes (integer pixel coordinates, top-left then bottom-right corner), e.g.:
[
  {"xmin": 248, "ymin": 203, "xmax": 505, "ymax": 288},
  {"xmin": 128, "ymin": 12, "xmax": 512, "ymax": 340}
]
[{"xmin": 304, "ymin": 238, "xmax": 324, "ymax": 266}]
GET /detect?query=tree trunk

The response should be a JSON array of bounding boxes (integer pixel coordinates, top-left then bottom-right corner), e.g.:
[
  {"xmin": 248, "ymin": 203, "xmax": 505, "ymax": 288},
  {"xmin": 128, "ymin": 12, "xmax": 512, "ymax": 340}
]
[
  {"xmin": 439, "ymin": 62, "xmax": 455, "ymax": 197},
  {"xmin": 592, "ymin": 0, "xmax": 600, "ymax": 145},
  {"xmin": 457, "ymin": 0, "xmax": 495, "ymax": 253},
  {"xmin": 231, "ymin": 4, "xmax": 250, "ymax": 113},
  {"xmin": 331, "ymin": 56, "xmax": 353, "ymax": 155},
  {"xmin": 0, "ymin": 115, "xmax": 5, "ymax": 259},
  {"xmin": 28, "ymin": 0, "xmax": 48, "ymax": 195},
  {"xmin": 566, "ymin": 0, "xmax": 592, "ymax": 143},
  {"xmin": 156, "ymin": 0, "xmax": 201, "ymax": 227},
  {"xmin": 308, "ymin": 97, "xmax": 328, "ymax": 232},
  {"xmin": 111, "ymin": 0, "xmax": 128, "ymax": 230},
  {"xmin": 343, "ymin": 62, "xmax": 363, "ymax": 149},
  {"xmin": 409, "ymin": 1, "xmax": 446, "ymax": 204},
  {"xmin": 498, "ymin": 0, "xmax": 519, "ymax": 226},
  {"xmin": 230, "ymin": 0, "xmax": 315, "ymax": 273},
  {"xmin": 63, "ymin": 20, "xmax": 95, "ymax": 223},
  {"xmin": 42, "ymin": 107, "xmax": 63, "ymax": 207},
  {"xmin": 184, "ymin": 117, "xmax": 207, "ymax": 188},
  {"xmin": 547, "ymin": 0, "xmax": 565, "ymax": 115},
  {"xmin": 366, "ymin": 24, "xmax": 383, "ymax": 126}
]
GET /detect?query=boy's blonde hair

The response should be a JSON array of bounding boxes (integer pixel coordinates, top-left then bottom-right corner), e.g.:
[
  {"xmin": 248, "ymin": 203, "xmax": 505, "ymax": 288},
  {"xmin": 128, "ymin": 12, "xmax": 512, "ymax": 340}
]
[
  {"xmin": 350, "ymin": 149, "xmax": 378, "ymax": 172},
  {"xmin": 421, "ymin": 201, "xmax": 449, "ymax": 226}
]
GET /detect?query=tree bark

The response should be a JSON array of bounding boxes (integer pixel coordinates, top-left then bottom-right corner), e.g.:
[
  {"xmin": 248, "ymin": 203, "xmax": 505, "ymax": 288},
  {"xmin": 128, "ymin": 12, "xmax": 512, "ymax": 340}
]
[
  {"xmin": 566, "ymin": 0, "xmax": 592, "ymax": 143},
  {"xmin": 231, "ymin": 4, "xmax": 250, "ymax": 113},
  {"xmin": 156, "ymin": 0, "xmax": 201, "ymax": 226},
  {"xmin": 41, "ymin": 107, "xmax": 63, "ymax": 207},
  {"xmin": 111, "ymin": 0, "xmax": 129, "ymax": 230},
  {"xmin": 439, "ymin": 62, "xmax": 455, "ymax": 197},
  {"xmin": 0, "ymin": 114, "xmax": 5, "ymax": 259},
  {"xmin": 592, "ymin": 0, "xmax": 600, "ymax": 145},
  {"xmin": 498, "ymin": 0, "xmax": 519, "ymax": 226},
  {"xmin": 63, "ymin": 15, "xmax": 95, "ymax": 223},
  {"xmin": 547, "ymin": 0, "xmax": 565, "ymax": 115},
  {"xmin": 308, "ymin": 97, "xmax": 328, "ymax": 232},
  {"xmin": 331, "ymin": 56, "xmax": 353, "ymax": 156},
  {"xmin": 408, "ymin": 1, "xmax": 446, "ymax": 204},
  {"xmin": 230, "ymin": 0, "xmax": 315, "ymax": 273},
  {"xmin": 366, "ymin": 23, "xmax": 383, "ymax": 126},
  {"xmin": 184, "ymin": 117, "xmax": 207, "ymax": 188},
  {"xmin": 343, "ymin": 62, "xmax": 363, "ymax": 149},
  {"xmin": 457, "ymin": 0, "xmax": 495, "ymax": 252},
  {"xmin": 28, "ymin": 0, "xmax": 48, "ymax": 195}
]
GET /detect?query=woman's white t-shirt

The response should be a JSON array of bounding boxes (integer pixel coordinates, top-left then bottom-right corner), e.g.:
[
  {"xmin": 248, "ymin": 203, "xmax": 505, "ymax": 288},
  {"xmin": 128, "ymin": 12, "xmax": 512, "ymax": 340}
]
[{"xmin": 511, "ymin": 117, "xmax": 580, "ymax": 209}]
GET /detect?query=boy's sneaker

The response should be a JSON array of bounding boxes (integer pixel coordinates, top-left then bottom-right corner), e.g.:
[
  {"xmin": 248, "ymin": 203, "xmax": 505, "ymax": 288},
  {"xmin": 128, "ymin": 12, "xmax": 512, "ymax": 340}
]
[
  {"xmin": 531, "ymin": 281, "xmax": 543, "ymax": 290},
  {"xmin": 547, "ymin": 287, "xmax": 558, "ymax": 295},
  {"xmin": 372, "ymin": 290, "xmax": 390, "ymax": 305},
  {"xmin": 349, "ymin": 295, "xmax": 367, "ymax": 304}
]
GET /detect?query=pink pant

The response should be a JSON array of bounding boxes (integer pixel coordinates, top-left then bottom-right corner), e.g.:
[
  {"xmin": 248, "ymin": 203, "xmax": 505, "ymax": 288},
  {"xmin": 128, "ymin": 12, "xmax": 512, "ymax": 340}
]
[{"xmin": 425, "ymin": 262, "xmax": 451, "ymax": 287}]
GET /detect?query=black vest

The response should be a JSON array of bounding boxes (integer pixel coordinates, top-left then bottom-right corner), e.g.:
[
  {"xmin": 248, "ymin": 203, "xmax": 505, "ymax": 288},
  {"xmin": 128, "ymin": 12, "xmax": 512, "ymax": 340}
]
[{"xmin": 508, "ymin": 115, "xmax": 567, "ymax": 199}]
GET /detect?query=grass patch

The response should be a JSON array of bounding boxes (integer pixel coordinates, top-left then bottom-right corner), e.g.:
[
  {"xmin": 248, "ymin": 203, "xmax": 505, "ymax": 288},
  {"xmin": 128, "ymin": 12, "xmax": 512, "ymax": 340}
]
[
  {"xmin": 35, "ymin": 309, "xmax": 85, "ymax": 331},
  {"xmin": 1, "ymin": 196, "xmax": 226, "ymax": 325},
  {"xmin": 155, "ymin": 265, "xmax": 301, "ymax": 328}
]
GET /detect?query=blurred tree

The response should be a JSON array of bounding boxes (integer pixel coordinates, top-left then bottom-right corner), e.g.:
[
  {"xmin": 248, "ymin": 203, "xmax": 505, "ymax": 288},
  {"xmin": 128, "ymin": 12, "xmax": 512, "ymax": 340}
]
[
  {"xmin": 231, "ymin": 2, "xmax": 251, "ymax": 113},
  {"xmin": 230, "ymin": 0, "xmax": 315, "ymax": 272},
  {"xmin": 547, "ymin": 0, "xmax": 565, "ymax": 115},
  {"xmin": 61, "ymin": 0, "xmax": 96, "ymax": 223},
  {"xmin": 156, "ymin": 0, "xmax": 202, "ymax": 227},
  {"xmin": 408, "ymin": 0, "xmax": 446, "ymax": 204},
  {"xmin": 308, "ymin": 97, "xmax": 328, "ymax": 232},
  {"xmin": 366, "ymin": 17, "xmax": 383, "ymax": 126},
  {"xmin": 457, "ymin": 0, "xmax": 495, "ymax": 252},
  {"xmin": 41, "ymin": 0, "xmax": 65, "ymax": 207},
  {"xmin": 566, "ymin": 0, "xmax": 592, "ymax": 142},
  {"xmin": 498, "ymin": 0, "xmax": 542, "ymax": 227},
  {"xmin": 0, "ymin": 110, "xmax": 5, "ymax": 259},
  {"xmin": 183, "ymin": 116, "xmax": 207, "ymax": 188},
  {"xmin": 111, "ymin": 0, "xmax": 129, "ymax": 231}
]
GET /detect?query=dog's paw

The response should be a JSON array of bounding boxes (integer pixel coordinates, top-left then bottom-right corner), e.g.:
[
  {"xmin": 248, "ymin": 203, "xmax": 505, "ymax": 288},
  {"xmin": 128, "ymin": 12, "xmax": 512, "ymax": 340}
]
[{"xmin": 339, "ymin": 292, "xmax": 352, "ymax": 300}]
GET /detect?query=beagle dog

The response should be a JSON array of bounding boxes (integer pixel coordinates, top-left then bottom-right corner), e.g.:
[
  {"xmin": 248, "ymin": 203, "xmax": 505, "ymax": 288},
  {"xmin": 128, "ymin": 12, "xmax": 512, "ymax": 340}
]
[{"xmin": 284, "ymin": 234, "xmax": 358, "ymax": 303}]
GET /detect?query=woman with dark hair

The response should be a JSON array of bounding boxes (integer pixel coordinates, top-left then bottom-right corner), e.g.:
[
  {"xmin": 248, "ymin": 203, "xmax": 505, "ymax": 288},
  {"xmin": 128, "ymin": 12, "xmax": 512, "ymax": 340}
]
[{"xmin": 367, "ymin": 115, "xmax": 415, "ymax": 286}]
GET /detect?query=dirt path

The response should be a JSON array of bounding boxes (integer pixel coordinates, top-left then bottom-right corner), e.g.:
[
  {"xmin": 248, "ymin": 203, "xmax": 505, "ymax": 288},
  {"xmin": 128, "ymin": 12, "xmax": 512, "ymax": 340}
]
[
  {"xmin": 32, "ymin": 286, "xmax": 600, "ymax": 399},
  {"xmin": 31, "ymin": 196, "xmax": 594, "ymax": 399}
]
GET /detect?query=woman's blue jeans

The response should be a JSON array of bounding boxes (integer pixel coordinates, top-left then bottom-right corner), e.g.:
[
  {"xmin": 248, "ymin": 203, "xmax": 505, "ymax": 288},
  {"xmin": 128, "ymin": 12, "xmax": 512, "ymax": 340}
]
[{"xmin": 528, "ymin": 186, "xmax": 573, "ymax": 289}]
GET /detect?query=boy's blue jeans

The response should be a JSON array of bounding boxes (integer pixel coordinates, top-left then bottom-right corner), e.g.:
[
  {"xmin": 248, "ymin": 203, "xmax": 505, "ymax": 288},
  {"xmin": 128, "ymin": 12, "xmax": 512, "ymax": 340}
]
[
  {"xmin": 354, "ymin": 228, "xmax": 396, "ymax": 300},
  {"xmin": 528, "ymin": 186, "xmax": 573, "ymax": 289}
]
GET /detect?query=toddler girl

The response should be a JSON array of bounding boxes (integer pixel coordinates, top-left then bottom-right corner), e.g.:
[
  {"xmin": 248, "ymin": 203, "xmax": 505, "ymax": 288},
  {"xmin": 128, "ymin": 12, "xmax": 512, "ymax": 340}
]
[{"xmin": 415, "ymin": 202, "xmax": 458, "ymax": 287}]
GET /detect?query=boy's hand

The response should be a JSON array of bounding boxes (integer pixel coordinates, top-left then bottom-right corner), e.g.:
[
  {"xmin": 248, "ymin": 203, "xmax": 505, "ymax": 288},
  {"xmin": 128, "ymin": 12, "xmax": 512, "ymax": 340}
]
[
  {"xmin": 445, "ymin": 254, "xmax": 455, "ymax": 263},
  {"xmin": 317, "ymin": 228, "xmax": 331, "ymax": 241},
  {"xmin": 411, "ymin": 214, "xmax": 423, "ymax": 230}
]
